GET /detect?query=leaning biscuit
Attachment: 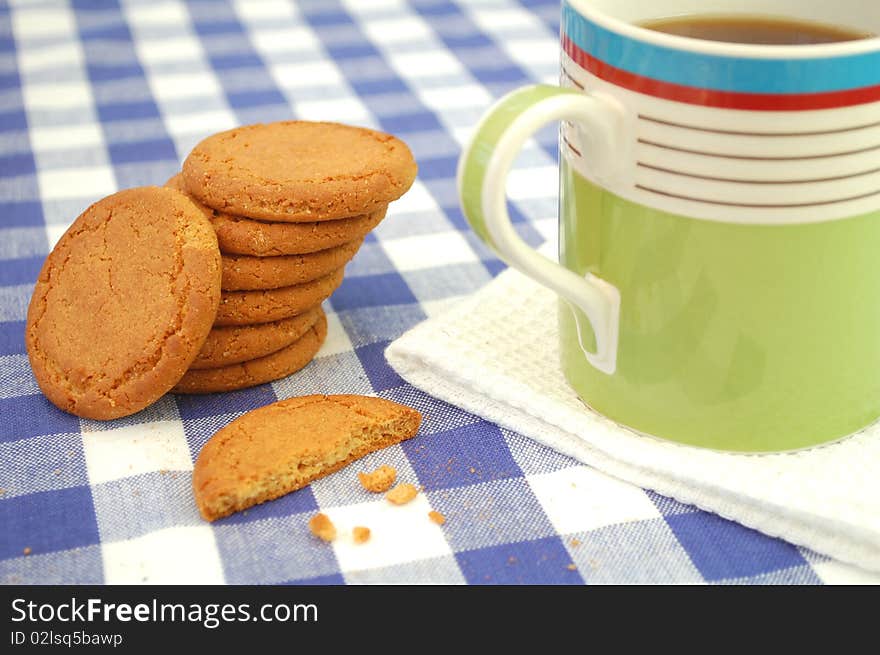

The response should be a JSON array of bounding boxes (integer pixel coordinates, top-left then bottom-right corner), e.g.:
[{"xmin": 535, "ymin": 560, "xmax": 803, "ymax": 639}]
[
  {"xmin": 25, "ymin": 186, "xmax": 221, "ymax": 420},
  {"xmin": 182, "ymin": 121, "xmax": 417, "ymax": 222},
  {"xmin": 193, "ymin": 394, "xmax": 422, "ymax": 521}
]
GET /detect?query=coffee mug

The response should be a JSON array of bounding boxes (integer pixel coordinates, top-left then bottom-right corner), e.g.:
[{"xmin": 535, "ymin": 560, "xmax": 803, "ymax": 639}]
[{"xmin": 458, "ymin": 0, "xmax": 880, "ymax": 452}]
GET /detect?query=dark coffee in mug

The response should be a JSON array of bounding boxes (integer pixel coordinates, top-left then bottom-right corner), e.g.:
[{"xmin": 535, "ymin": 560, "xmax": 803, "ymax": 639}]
[{"xmin": 639, "ymin": 14, "xmax": 874, "ymax": 44}]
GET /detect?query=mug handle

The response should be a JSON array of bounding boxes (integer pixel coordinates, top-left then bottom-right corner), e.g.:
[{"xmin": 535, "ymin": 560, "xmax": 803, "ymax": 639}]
[{"xmin": 457, "ymin": 84, "xmax": 624, "ymax": 375}]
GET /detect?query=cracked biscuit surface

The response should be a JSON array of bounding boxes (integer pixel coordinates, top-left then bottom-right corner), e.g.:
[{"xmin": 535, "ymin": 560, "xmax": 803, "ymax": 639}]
[
  {"xmin": 193, "ymin": 394, "xmax": 422, "ymax": 521},
  {"xmin": 181, "ymin": 121, "xmax": 418, "ymax": 222},
  {"xmin": 25, "ymin": 186, "xmax": 221, "ymax": 420}
]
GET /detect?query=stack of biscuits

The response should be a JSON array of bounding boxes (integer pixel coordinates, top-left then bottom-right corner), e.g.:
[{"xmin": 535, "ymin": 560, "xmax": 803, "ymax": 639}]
[{"xmin": 166, "ymin": 121, "xmax": 418, "ymax": 394}]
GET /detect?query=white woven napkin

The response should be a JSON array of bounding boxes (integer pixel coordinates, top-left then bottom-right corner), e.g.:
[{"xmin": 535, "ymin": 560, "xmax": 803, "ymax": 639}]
[{"xmin": 386, "ymin": 262, "xmax": 880, "ymax": 574}]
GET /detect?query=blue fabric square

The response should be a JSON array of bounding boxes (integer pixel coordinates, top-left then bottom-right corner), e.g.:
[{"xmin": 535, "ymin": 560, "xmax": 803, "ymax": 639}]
[
  {"xmin": 215, "ymin": 486, "xmax": 319, "ymax": 526},
  {"xmin": 427, "ymin": 479, "xmax": 557, "ymax": 551},
  {"xmin": 0, "ymin": 320, "xmax": 25, "ymax": 356},
  {"xmin": 457, "ymin": 537, "xmax": 583, "ymax": 585},
  {"xmin": 86, "ymin": 63, "xmax": 144, "ymax": 82},
  {"xmin": 227, "ymin": 88, "xmax": 286, "ymax": 110},
  {"xmin": 666, "ymin": 512, "xmax": 808, "ymax": 581},
  {"xmin": 354, "ymin": 340, "xmax": 405, "ymax": 393},
  {"xmin": 98, "ymin": 100, "xmax": 161, "ymax": 122},
  {"xmin": 192, "ymin": 20, "xmax": 242, "ymax": 36},
  {"xmin": 108, "ymin": 137, "xmax": 177, "ymax": 164},
  {"xmin": 0, "ymin": 256, "xmax": 44, "ymax": 286},
  {"xmin": 350, "ymin": 77, "xmax": 409, "ymax": 96},
  {"xmin": 175, "ymin": 386, "xmax": 277, "ymax": 420},
  {"xmin": 331, "ymin": 272, "xmax": 418, "ymax": 311},
  {"xmin": 2, "ymin": 201, "xmax": 45, "ymax": 227},
  {"xmin": 0, "ymin": 110, "xmax": 27, "ymax": 133},
  {"xmin": 404, "ymin": 422, "xmax": 524, "ymax": 490},
  {"xmin": 0, "ymin": 486, "xmax": 99, "ymax": 560},
  {"xmin": 0, "ymin": 152, "xmax": 35, "ymax": 177},
  {"xmin": 214, "ymin": 513, "xmax": 341, "ymax": 584},
  {"xmin": 0, "ymin": 394, "xmax": 80, "ymax": 443},
  {"xmin": 417, "ymin": 155, "xmax": 458, "ymax": 181},
  {"xmin": 210, "ymin": 52, "xmax": 265, "ymax": 71},
  {"xmin": 285, "ymin": 573, "xmax": 346, "ymax": 585},
  {"xmin": 379, "ymin": 110, "xmax": 443, "ymax": 134}
]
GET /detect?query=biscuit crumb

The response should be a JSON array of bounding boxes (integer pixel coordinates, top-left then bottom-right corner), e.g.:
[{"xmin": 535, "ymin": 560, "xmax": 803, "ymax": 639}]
[
  {"xmin": 308, "ymin": 513, "xmax": 336, "ymax": 542},
  {"xmin": 428, "ymin": 510, "xmax": 445, "ymax": 525},
  {"xmin": 53, "ymin": 469, "xmax": 61, "ymax": 476},
  {"xmin": 566, "ymin": 563, "xmax": 577, "ymax": 571},
  {"xmin": 570, "ymin": 538, "xmax": 581, "ymax": 547},
  {"xmin": 358, "ymin": 465, "xmax": 397, "ymax": 493},
  {"xmin": 0, "ymin": 488, "xmax": 5, "ymax": 495},
  {"xmin": 469, "ymin": 467, "xmax": 476, "ymax": 474},
  {"xmin": 386, "ymin": 482, "xmax": 418, "ymax": 505},
  {"xmin": 352, "ymin": 526, "xmax": 370, "ymax": 544},
  {"xmin": 23, "ymin": 547, "xmax": 31, "ymax": 556}
]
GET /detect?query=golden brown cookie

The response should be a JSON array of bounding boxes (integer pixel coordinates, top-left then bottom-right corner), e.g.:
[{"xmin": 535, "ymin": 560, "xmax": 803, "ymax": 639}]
[
  {"xmin": 173, "ymin": 310, "xmax": 327, "ymax": 394},
  {"xmin": 220, "ymin": 238, "xmax": 362, "ymax": 291},
  {"xmin": 182, "ymin": 121, "xmax": 418, "ymax": 222},
  {"xmin": 25, "ymin": 186, "xmax": 221, "ymax": 420},
  {"xmin": 214, "ymin": 268, "xmax": 343, "ymax": 326},
  {"xmin": 167, "ymin": 172, "xmax": 387, "ymax": 257},
  {"xmin": 192, "ymin": 394, "xmax": 423, "ymax": 521},
  {"xmin": 191, "ymin": 306, "xmax": 322, "ymax": 370}
]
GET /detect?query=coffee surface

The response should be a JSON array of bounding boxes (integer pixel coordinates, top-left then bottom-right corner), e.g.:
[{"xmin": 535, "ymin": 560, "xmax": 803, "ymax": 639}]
[{"xmin": 639, "ymin": 14, "xmax": 873, "ymax": 45}]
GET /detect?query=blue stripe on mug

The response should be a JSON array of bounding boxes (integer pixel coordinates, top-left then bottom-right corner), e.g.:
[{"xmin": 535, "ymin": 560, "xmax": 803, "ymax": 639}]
[{"xmin": 563, "ymin": 2, "xmax": 880, "ymax": 102}]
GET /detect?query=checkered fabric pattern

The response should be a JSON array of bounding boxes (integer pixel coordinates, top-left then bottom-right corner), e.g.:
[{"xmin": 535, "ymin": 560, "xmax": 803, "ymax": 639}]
[{"xmin": 0, "ymin": 0, "xmax": 871, "ymax": 585}]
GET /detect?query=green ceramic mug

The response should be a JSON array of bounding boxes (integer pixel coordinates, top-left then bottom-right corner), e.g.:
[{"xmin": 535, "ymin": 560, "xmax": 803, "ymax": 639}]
[{"xmin": 458, "ymin": 0, "xmax": 880, "ymax": 451}]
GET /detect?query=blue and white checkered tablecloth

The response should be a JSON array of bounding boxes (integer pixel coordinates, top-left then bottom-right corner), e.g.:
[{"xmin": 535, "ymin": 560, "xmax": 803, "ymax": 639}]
[{"xmin": 0, "ymin": 0, "xmax": 873, "ymax": 585}]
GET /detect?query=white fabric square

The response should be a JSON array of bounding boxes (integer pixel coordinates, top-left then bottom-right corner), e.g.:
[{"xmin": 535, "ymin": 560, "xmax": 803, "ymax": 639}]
[
  {"xmin": 17, "ymin": 42, "xmax": 82, "ymax": 72},
  {"xmin": 122, "ymin": 1, "xmax": 189, "ymax": 28},
  {"xmin": 23, "ymin": 82, "xmax": 92, "ymax": 110},
  {"xmin": 318, "ymin": 309, "xmax": 355, "ymax": 358},
  {"xmin": 389, "ymin": 51, "xmax": 463, "ymax": 78},
  {"xmin": 102, "ymin": 526, "xmax": 225, "ymax": 584},
  {"xmin": 361, "ymin": 17, "xmax": 432, "ymax": 45},
  {"xmin": 163, "ymin": 109, "xmax": 237, "ymax": 139},
  {"xmin": 527, "ymin": 466, "xmax": 661, "ymax": 535},
  {"xmin": 382, "ymin": 231, "xmax": 476, "ymax": 272},
  {"xmin": 271, "ymin": 61, "xmax": 344, "ymax": 89},
  {"xmin": 82, "ymin": 420, "xmax": 193, "ymax": 486},
  {"xmin": 294, "ymin": 98, "xmax": 372, "ymax": 126},
  {"xmin": 382, "ymin": 180, "xmax": 438, "ymax": 215},
  {"xmin": 233, "ymin": 0, "xmax": 296, "ymax": 22},
  {"xmin": 38, "ymin": 167, "xmax": 116, "ymax": 201},
  {"xmin": 326, "ymin": 494, "xmax": 451, "ymax": 572},
  {"xmin": 150, "ymin": 71, "xmax": 223, "ymax": 102},
  {"xmin": 418, "ymin": 84, "xmax": 493, "ymax": 111},
  {"xmin": 10, "ymin": 4, "xmax": 76, "ymax": 39},
  {"xmin": 30, "ymin": 124, "xmax": 103, "ymax": 152},
  {"xmin": 44, "ymin": 223, "xmax": 68, "ymax": 251},
  {"xmin": 134, "ymin": 36, "xmax": 202, "ymax": 64},
  {"xmin": 248, "ymin": 27, "xmax": 319, "ymax": 54}
]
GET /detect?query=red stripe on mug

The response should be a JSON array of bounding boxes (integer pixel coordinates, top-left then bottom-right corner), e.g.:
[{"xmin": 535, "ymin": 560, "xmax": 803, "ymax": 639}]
[{"xmin": 562, "ymin": 35, "xmax": 880, "ymax": 110}]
